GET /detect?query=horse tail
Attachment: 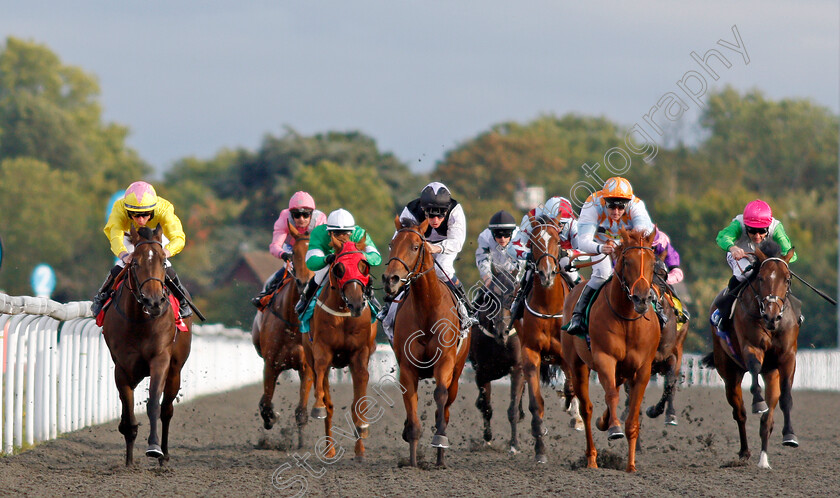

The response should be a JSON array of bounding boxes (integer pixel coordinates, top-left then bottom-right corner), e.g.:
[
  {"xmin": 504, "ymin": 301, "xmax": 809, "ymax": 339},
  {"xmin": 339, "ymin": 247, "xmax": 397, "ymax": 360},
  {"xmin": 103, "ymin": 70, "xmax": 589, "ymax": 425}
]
[
  {"xmin": 539, "ymin": 361, "xmax": 552, "ymax": 386},
  {"xmin": 701, "ymin": 352, "xmax": 715, "ymax": 368}
]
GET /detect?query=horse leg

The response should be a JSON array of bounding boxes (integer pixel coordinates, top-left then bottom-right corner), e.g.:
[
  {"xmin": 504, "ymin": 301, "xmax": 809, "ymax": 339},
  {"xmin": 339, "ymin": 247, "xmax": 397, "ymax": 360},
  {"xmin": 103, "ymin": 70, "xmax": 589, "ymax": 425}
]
[
  {"xmin": 259, "ymin": 355, "xmax": 281, "ymax": 430},
  {"xmin": 349, "ymin": 350, "xmax": 372, "ymax": 462},
  {"xmin": 571, "ymin": 354, "xmax": 597, "ymax": 468},
  {"xmin": 432, "ymin": 367, "xmax": 454, "ymax": 467},
  {"xmin": 310, "ymin": 345, "xmax": 333, "ymax": 420},
  {"xmin": 322, "ymin": 374, "xmax": 336, "ymax": 459},
  {"xmin": 145, "ymin": 355, "xmax": 170, "ymax": 459},
  {"xmin": 758, "ymin": 369, "xmax": 780, "ymax": 469},
  {"xmin": 296, "ymin": 361, "xmax": 314, "ymax": 449},
  {"xmin": 620, "ymin": 382, "xmax": 631, "ymax": 420},
  {"xmin": 778, "ymin": 354, "xmax": 798, "ymax": 448},
  {"xmin": 594, "ymin": 355, "xmax": 623, "ymax": 439},
  {"xmin": 400, "ymin": 369, "xmax": 421, "ymax": 467},
  {"xmin": 625, "ymin": 367, "xmax": 653, "ymax": 473},
  {"xmin": 522, "ymin": 347, "xmax": 547, "ymax": 463},
  {"xmin": 745, "ymin": 352, "xmax": 769, "ymax": 414},
  {"xmin": 159, "ymin": 362, "xmax": 183, "ymax": 465},
  {"xmin": 475, "ymin": 378, "xmax": 493, "ymax": 444},
  {"xmin": 508, "ymin": 363, "xmax": 525, "ymax": 454},
  {"xmin": 718, "ymin": 350, "xmax": 750, "ymax": 461},
  {"xmin": 115, "ymin": 367, "xmax": 139, "ymax": 466}
]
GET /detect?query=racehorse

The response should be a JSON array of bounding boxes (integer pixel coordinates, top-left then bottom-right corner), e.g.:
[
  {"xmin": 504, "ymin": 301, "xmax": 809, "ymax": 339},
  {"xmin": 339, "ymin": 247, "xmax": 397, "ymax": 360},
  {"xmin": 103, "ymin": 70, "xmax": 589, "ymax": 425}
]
[
  {"xmin": 303, "ymin": 235, "xmax": 377, "ymax": 461},
  {"xmin": 251, "ymin": 222, "xmax": 314, "ymax": 448},
  {"xmin": 561, "ymin": 228, "xmax": 660, "ymax": 472},
  {"xmin": 468, "ymin": 266, "xmax": 526, "ymax": 453},
  {"xmin": 382, "ymin": 217, "xmax": 471, "ymax": 467},
  {"xmin": 101, "ymin": 225, "xmax": 192, "ymax": 466},
  {"xmin": 516, "ymin": 216, "xmax": 583, "ymax": 464},
  {"xmin": 704, "ymin": 240, "xmax": 800, "ymax": 469},
  {"xmin": 622, "ymin": 261, "xmax": 689, "ymax": 426}
]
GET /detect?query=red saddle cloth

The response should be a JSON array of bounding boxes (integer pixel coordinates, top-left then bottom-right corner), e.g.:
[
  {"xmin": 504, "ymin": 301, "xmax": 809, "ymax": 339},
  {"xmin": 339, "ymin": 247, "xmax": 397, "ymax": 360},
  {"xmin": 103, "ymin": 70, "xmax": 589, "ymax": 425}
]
[{"xmin": 96, "ymin": 280, "xmax": 188, "ymax": 332}]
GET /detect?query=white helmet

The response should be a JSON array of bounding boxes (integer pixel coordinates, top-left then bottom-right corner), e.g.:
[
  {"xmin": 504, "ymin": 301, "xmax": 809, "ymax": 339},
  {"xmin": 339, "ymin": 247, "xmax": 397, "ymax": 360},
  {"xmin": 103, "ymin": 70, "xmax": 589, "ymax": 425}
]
[
  {"xmin": 538, "ymin": 196, "xmax": 575, "ymax": 221},
  {"xmin": 326, "ymin": 208, "xmax": 355, "ymax": 231}
]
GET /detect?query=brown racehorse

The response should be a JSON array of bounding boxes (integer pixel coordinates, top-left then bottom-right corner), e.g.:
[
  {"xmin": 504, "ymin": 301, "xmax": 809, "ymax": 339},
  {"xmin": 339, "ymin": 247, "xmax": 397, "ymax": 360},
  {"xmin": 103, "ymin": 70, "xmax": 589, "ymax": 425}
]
[
  {"xmin": 102, "ymin": 225, "xmax": 192, "ymax": 466},
  {"xmin": 382, "ymin": 217, "xmax": 470, "ymax": 467},
  {"xmin": 468, "ymin": 266, "xmax": 526, "ymax": 453},
  {"xmin": 561, "ymin": 228, "xmax": 660, "ymax": 472},
  {"xmin": 704, "ymin": 240, "xmax": 800, "ymax": 469},
  {"xmin": 251, "ymin": 222, "xmax": 314, "ymax": 448},
  {"xmin": 517, "ymin": 217, "xmax": 583, "ymax": 463},
  {"xmin": 303, "ymin": 235, "xmax": 377, "ymax": 461}
]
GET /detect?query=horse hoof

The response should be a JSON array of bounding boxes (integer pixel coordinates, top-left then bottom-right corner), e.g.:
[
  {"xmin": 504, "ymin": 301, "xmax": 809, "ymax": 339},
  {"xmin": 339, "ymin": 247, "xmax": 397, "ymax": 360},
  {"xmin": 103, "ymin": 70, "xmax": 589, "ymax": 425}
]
[
  {"xmin": 431, "ymin": 435, "xmax": 450, "ymax": 448},
  {"xmin": 665, "ymin": 415, "xmax": 678, "ymax": 426},
  {"xmin": 758, "ymin": 451, "xmax": 772, "ymax": 469},
  {"xmin": 782, "ymin": 434, "xmax": 799, "ymax": 447},
  {"xmin": 535, "ymin": 454, "xmax": 547, "ymax": 464},
  {"xmin": 311, "ymin": 407, "xmax": 327, "ymax": 419},
  {"xmin": 645, "ymin": 406, "xmax": 659, "ymax": 419},
  {"xmin": 509, "ymin": 446, "xmax": 520, "ymax": 455},
  {"xmin": 607, "ymin": 426, "xmax": 625, "ymax": 440},
  {"xmin": 572, "ymin": 420, "xmax": 585, "ymax": 432},
  {"xmin": 752, "ymin": 401, "xmax": 769, "ymax": 414},
  {"xmin": 145, "ymin": 444, "xmax": 163, "ymax": 459}
]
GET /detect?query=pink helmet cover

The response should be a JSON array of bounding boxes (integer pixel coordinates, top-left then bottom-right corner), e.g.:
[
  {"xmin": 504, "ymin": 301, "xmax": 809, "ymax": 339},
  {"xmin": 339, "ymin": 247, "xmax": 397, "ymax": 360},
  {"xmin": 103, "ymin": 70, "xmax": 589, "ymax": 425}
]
[
  {"xmin": 289, "ymin": 191, "xmax": 315, "ymax": 210},
  {"xmin": 743, "ymin": 199, "xmax": 772, "ymax": 228}
]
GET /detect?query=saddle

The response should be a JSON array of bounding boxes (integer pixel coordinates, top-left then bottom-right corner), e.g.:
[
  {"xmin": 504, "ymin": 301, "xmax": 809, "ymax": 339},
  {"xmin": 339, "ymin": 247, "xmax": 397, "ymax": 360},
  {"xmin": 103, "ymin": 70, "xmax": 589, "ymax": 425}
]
[
  {"xmin": 96, "ymin": 279, "xmax": 188, "ymax": 333},
  {"xmin": 256, "ymin": 271, "xmax": 292, "ymax": 311}
]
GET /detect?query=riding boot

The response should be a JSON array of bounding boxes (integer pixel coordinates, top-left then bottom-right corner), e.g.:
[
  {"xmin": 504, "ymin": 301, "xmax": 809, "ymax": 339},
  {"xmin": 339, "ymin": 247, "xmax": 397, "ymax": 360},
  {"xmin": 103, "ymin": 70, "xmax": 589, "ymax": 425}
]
[
  {"xmin": 90, "ymin": 268, "xmax": 119, "ymax": 316},
  {"xmin": 376, "ymin": 295, "xmax": 393, "ymax": 322},
  {"xmin": 566, "ymin": 284, "xmax": 598, "ymax": 337},
  {"xmin": 711, "ymin": 276, "xmax": 740, "ymax": 332},
  {"xmin": 656, "ymin": 299, "xmax": 669, "ymax": 326},
  {"xmin": 166, "ymin": 271, "xmax": 193, "ymax": 318},
  {"xmin": 251, "ymin": 268, "xmax": 287, "ymax": 308},
  {"xmin": 365, "ymin": 284, "xmax": 382, "ymax": 315},
  {"xmin": 295, "ymin": 279, "xmax": 319, "ymax": 316}
]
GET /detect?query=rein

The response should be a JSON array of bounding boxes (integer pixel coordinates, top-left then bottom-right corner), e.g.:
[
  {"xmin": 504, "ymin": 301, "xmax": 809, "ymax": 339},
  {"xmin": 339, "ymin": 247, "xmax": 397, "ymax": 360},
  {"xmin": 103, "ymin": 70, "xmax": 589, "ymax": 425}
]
[
  {"xmin": 605, "ymin": 244, "xmax": 655, "ymax": 322},
  {"xmin": 743, "ymin": 256, "xmax": 791, "ymax": 321},
  {"xmin": 386, "ymin": 228, "xmax": 436, "ymax": 286}
]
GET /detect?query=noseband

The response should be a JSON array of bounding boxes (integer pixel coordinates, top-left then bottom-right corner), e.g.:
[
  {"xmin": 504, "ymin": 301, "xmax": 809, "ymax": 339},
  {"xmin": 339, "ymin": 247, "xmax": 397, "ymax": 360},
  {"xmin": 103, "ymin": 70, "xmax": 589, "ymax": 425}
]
[
  {"xmin": 531, "ymin": 225, "xmax": 561, "ymax": 274},
  {"xmin": 128, "ymin": 239, "xmax": 169, "ymax": 314},
  {"xmin": 386, "ymin": 228, "xmax": 435, "ymax": 286}
]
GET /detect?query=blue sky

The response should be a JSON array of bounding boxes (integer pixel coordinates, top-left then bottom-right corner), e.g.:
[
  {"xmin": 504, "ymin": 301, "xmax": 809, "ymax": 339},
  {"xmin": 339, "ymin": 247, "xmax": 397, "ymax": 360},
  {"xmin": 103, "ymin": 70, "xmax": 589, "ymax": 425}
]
[{"xmin": 2, "ymin": 1, "xmax": 837, "ymax": 175}]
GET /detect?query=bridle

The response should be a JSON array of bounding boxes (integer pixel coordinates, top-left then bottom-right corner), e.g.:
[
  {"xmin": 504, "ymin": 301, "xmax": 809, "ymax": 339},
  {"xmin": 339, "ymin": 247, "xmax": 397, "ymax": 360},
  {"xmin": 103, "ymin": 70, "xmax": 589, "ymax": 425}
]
[
  {"xmin": 531, "ymin": 222, "xmax": 562, "ymax": 275},
  {"xmin": 287, "ymin": 233, "xmax": 311, "ymax": 293},
  {"xmin": 746, "ymin": 257, "xmax": 791, "ymax": 320},
  {"xmin": 386, "ymin": 227, "xmax": 435, "ymax": 287},
  {"xmin": 606, "ymin": 243, "xmax": 655, "ymax": 321},
  {"xmin": 127, "ymin": 239, "xmax": 170, "ymax": 316},
  {"xmin": 330, "ymin": 248, "xmax": 372, "ymax": 309}
]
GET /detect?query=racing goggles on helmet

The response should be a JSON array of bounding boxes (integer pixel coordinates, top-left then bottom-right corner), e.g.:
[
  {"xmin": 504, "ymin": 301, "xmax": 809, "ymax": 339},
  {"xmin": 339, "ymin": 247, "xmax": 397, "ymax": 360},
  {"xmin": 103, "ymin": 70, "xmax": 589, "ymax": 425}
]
[
  {"xmin": 745, "ymin": 226, "xmax": 768, "ymax": 235},
  {"xmin": 491, "ymin": 229, "xmax": 514, "ymax": 239},
  {"xmin": 128, "ymin": 210, "xmax": 154, "ymax": 219},
  {"xmin": 290, "ymin": 209, "xmax": 313, "ymax": 219},
  {"xmin": 424, "ymin": 206, "xmax": 448, "ymax": 219},
  {"xmin": 605, "ymin": 198, "xmax": 628, "ymax": 210}
]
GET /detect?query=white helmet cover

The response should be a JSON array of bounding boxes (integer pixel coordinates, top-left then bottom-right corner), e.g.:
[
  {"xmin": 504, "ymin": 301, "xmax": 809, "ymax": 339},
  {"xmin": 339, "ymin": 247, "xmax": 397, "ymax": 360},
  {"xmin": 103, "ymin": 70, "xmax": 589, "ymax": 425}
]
[{"xmin": 326, "ymin": 208, "xmax": 355, "ymax": 231}]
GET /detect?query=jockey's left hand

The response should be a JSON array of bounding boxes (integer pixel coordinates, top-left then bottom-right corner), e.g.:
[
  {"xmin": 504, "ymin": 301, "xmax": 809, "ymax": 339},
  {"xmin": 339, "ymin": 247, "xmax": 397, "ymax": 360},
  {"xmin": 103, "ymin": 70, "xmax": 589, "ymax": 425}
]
[
  {"xmin": 119, "ymin": 251, "xmax": 132, "ymax": 265},
  {"xmin": 164, "ymin": 248, "xmax": 172, "ymax": 259},
  {"xmin": 429, "ymin": 243, "xmax": 443, "ymax": 254},
  {"xmin": 666, "ymin": 267, "xmax": 684, "ymax": 285},
  {"xmin": 324, "ymin": 253, "xmax": 336, "ymax": 264}
]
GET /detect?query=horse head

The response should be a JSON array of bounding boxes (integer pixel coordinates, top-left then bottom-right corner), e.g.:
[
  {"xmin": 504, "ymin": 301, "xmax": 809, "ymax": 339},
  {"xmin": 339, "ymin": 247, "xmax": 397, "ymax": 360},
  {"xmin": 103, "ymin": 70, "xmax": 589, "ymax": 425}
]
[
  {"xmin": 529, "ymin": 216, "xmax": 561, "ymax": 288},
  {"xmin": 382, "ymin": 216, "xmax": 432, "ymax": 297},
  {"xmin": 128, "ymin": 225, "xmax": 169, "ymax": 317},
  {"xmin": 329, "ymin": 234, "xmax": 370, "ymax": 317},
  {"xmin": 288, "ymin": 221, "xmax": 313, "ymax": 294},
  {"xmin": 753, "ymin": 241, "xmax": 794, "ymax": 331},
  {"xmin": 615, "ymin": 228, "xmax": 657, "ymax": 314}
]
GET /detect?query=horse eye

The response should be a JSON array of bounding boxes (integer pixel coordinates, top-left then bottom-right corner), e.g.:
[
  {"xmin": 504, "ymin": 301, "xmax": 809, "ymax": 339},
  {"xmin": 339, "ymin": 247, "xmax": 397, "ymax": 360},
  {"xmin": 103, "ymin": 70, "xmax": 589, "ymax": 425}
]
[{"xmin": 412, "ymin": 245, "xmax": 419, "ymax": 251}]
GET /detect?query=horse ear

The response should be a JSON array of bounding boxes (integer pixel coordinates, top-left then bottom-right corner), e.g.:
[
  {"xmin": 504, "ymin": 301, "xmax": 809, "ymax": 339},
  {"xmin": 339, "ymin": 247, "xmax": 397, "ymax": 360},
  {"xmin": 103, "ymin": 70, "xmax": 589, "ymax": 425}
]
[
  {"xmin": 153, "ymin": 224, "xmax": 163, "ymax": 240},
  {"xmin": 129, "ymin": 225, "xmax": 139, "ymax": 244},
  {"xmin": 419, "ymin": 217, "xmax": 430, "ymax": 234},
  {"xmin": 754, "ymin": 245, "xmax": 767, "ymax": 262},
  {"xmin": 288, "ymin": 221, "xmax": 300, "ymax": 238},
  {"xmin": 783, "ymin": 247, "xmax": 795, "ymax": 263},
  {"xmin": 394, "ymin": 215, "xmax": 403, "ymax": 230},
  {"xmin": 618, "ymin": 227, "xmax": 629, "ymax": 243},
  {"xmin": 645, "ymin": 226, "xmax": 657, "ymax": 245},
  {"xmin": 329, "ymin": 233, "xmax": 343, "ymax": 252},
  {"xmin": 355, "ymin": 232, "xmax": 367, "ymax": 251}
]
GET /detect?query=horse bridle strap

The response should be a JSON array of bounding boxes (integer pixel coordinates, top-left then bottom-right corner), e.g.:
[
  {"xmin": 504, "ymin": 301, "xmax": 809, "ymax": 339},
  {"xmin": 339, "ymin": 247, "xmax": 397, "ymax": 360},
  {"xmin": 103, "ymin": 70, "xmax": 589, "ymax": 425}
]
[
  {"xmin": 750, "ymin": 257, "xmax": 791, "ymax": 318},
  {"xmin": 386, "ymin": 228, "xmax": 435, "ymax": 284},
  {"xmin": 128, "ymin": 239, "xmax": 170, "ymax": 311},
  {"xmin": 315, "ymin": 298, "xmax": 353, "ymax": 317}
]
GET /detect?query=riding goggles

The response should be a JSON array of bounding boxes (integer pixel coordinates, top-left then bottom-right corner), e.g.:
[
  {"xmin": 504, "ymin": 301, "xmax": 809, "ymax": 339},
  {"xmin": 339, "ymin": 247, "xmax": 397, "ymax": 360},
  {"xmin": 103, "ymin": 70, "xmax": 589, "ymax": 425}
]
[
  {"xmin": 605, "ymin": 200, "xmax": 628, "ymax": 210},
  {"xmin": 291, "ymin": 209, "xmax": 313, "ymax": 219},
  {"xmin": 491, "ymin": 229, "xmax": 514, "ymax": 239},
  {"xmin": 424, "ymin": 207, "xmax": 448, "ymax": 219},
  {"xmin": 128, "ymin": 210, "xmax": 154, "ymax": 219},
  {"xmin": 746, "ymin": 226, "xmax": 768, "ymax": 235}
]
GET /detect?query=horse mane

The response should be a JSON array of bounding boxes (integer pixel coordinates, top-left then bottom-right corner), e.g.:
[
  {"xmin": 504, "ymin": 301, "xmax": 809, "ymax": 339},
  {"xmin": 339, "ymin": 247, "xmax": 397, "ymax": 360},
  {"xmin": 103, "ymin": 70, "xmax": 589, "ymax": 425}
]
[
  {"xmin": 137, "ymin": 226, "xmax": 156, "ymax": 240},
  {"xmin": 757, "ymin": 239, "xmax": 782, "ymax": 258},
  {"xmin": 399, "ymin": 217, "xmax": 420, "ymax": 229}
]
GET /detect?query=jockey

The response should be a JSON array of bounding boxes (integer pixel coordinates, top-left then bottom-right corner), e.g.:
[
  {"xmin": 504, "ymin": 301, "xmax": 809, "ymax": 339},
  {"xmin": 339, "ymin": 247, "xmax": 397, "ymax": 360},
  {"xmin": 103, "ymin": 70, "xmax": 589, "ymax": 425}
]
[
  {"xmin": 711, "ymin": 199, "xmax": 797, "ymax": 333},
  {"xmin": 380, "ymin": 182, "xmax": 477, "ymax": 340},
  {"xmin": 91, "ymin": 181, "xmax": 192, "ymax": 318},
  {"xmin": 566, "ymin": 177, "xmax": 654, "ymax": 336},
  {"xmin": 651, "ymin": 227, "xmax": 687, "ymax": 324},
  {"xmin": 294, "ymin": 208, "xmax": 381, "ymax": 316},
  {"xmin": 475, "ymin": 210, "xmax": 526, "ymax": 296},
  {"xmin": 508, "ymin": 196, "xmax": 583, "ymax": 322},
  {"xmin": 251, "ymin": 191, "xmax": 327, "ymax": 307}
]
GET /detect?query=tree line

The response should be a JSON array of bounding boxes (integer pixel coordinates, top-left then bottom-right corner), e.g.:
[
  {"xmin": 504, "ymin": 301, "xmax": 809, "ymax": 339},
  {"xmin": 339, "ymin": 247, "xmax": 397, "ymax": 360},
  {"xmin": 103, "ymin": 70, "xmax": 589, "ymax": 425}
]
[{"xmin": 0, "ymin": 37, "xmax": 836, "ymax": 350}]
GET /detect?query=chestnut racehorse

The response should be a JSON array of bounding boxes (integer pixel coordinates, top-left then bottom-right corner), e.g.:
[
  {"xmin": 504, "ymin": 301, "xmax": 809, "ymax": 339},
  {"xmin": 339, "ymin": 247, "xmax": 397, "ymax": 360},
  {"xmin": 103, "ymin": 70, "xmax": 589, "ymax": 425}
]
[
  {"xmin": 382, "ymin": 217, "xmax": 470, "ymax": 467},
  {"xmin": 562, "ymin": 228, "xmax": 660, "ymax": 472},
  {"xmin": 303, "ymin": 236, "xmax": 377, "ymax": 461},
  {"xmin": 468, "ymin": 267, "xmax": 526, "ymax": 453},
  {"xmin": 704, "ymin": 240, "xmax": 800, "ymax": 469},
  {"xmin": 517, "ymin": 217, "xmax": 583, "ymax": 464},
  {"xmin": 102, "ymin": 225, "xmax": 192, "ymax": 466},
  {"xmin": 251, "ymin": 222, "xmax": 314, "ymax": 448}
]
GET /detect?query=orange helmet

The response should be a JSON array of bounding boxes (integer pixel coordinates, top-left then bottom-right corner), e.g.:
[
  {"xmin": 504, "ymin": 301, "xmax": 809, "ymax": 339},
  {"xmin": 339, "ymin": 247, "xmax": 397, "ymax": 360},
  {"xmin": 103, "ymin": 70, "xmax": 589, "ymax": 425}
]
[{"xmin": 601, "ymin": 177, "xmax": 633, "ymax": 200}]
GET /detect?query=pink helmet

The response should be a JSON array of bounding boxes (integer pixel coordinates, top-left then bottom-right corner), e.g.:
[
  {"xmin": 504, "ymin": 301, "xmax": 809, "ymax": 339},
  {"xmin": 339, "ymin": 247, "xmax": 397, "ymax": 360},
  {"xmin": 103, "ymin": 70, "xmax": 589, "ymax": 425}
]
[
  {"xmin": 288, "ymin": 191, "xmax": 315, "ymax": 211},
  {"xmin": 743, "ymin": 199, "xmax": 772, "ymax": 228}
]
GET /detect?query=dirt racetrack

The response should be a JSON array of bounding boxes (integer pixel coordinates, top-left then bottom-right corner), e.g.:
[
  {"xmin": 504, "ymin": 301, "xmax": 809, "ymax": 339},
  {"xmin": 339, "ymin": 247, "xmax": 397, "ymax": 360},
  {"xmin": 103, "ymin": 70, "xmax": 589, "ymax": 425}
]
[{"xmin": 1, "ymin": 377, "xmax": 838, "ymax": 497}]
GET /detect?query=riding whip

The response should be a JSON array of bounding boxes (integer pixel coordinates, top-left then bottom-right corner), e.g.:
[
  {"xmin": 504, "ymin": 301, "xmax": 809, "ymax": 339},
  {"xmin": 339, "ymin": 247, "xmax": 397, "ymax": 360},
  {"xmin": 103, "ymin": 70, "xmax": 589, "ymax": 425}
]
[{"xmin": 789, "ymin": 270, "xmax": 837, "ymax": 306}]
